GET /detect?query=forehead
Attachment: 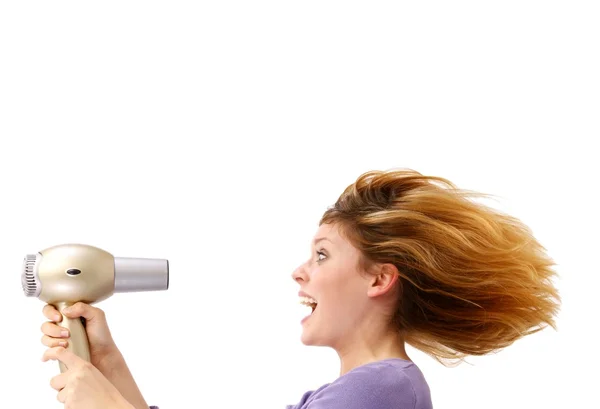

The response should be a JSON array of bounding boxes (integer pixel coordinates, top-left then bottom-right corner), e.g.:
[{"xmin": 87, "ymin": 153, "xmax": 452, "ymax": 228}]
[
  {"xmin": 313, "ymin": 223, "xmax": 350, "ymax": 248},
  {"xmin": 313, "ymin": 223, "xmax": 364, "ymax": 267}
]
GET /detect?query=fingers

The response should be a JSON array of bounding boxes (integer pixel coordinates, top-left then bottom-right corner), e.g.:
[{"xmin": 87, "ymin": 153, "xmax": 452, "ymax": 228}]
[
  {"xmin": 40, "ymin": 319, "xmax": 70, "ymax": 349},
  {"xmin": 42, "ymin": 304, "xmax": 62, "ymax": 322},
  {"xmin": 42, "ymin": 346, "xmax": 83, "ymax": 369},
  {"xmin": 62, "ymin": 302, "xmax": 105, "ymax": 322},
  {"xmin": 57, "ymin": 387, "xmax": 67, "ymax": 404},
  {"xmin": 41, "ymin": 334, "xmax": 68, "ymax": 348},
  {"xmin": 41, "ymin": 321, "xmax": 69, "ymax": 338},
  {"xmin": 43, "ymin": 302, "xmax": 105, "ymax": 323},
  {"xmin": 40, "ymin": 321, "xmax": 69, "ymax": 347},
  {"xmin": 50, "ymin": 372, "xmax": 68, "ymax": 391}
]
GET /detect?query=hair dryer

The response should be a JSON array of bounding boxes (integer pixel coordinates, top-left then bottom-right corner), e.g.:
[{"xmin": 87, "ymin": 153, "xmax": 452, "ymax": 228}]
[{"xmin": 21, "ymin": 243, "xmax": 169, "ymax": 373}]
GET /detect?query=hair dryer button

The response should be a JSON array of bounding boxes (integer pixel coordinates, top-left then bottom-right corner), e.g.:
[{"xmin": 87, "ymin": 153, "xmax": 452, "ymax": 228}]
[{"xmin": 66, "ymin": 268, "xmax": 82, "ymax": 276}]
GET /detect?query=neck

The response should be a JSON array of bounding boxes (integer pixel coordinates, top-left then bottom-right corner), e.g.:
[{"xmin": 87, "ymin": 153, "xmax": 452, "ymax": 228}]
[{"xmin": 335, "ymin": 329, "xmax": 411, "ymax": 376}]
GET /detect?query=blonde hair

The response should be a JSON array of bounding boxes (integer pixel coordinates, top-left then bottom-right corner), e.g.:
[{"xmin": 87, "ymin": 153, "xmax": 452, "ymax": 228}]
[{"xmin": 320, "ymin": 169, "xmax": 561, "ymax": 366}]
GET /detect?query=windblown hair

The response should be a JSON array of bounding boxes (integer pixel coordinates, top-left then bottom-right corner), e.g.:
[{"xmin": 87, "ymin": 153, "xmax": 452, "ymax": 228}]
[{"xmin": 320, "ymin": 169, "xmax": 561, "ymax": 366}]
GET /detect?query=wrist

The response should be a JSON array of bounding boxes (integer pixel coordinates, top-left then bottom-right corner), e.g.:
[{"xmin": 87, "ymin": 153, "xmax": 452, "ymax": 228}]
[
  {"xmin": 98, "ymin": 351, "xmax": 149, "ymax": 409},
  {"xmin": 116, "ymin": 398, "xmax": 136, "ymax": 409},
  {"xmin": 96, "ymin": 349, "xmax": 127, "ymax": 375}
]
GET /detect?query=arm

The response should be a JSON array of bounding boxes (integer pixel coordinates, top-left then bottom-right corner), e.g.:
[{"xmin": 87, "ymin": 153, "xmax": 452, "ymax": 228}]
[{"xmin": 96, "ymin": 351, "xmax": 151, "ymax": 409}]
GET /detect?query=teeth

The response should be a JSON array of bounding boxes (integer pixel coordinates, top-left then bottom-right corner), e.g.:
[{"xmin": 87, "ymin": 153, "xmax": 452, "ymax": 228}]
[{"xmin": 299, "ymin": 296, "xmax": 317, "ymax": 306}]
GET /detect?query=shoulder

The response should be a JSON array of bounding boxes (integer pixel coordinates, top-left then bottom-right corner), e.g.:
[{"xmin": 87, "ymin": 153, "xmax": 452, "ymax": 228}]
[
  {"xmin": 294, "ymin": 359, "xmax": 431, "ymax": 409},
  {"xmin": 328, "ymin": 359, "xmax": 418, "ymax": 407}
]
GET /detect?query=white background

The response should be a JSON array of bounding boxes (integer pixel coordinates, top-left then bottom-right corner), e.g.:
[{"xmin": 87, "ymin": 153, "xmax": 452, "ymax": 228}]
[{"xmin": 1, "ymin": 1, "xmax": 598, "ymax": 408}]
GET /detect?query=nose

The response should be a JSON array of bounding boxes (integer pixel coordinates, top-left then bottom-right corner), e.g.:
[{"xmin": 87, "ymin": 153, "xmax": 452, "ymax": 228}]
[{"xmin": 291, "ymin": 261, "xmax": 309, "ymax": 283}]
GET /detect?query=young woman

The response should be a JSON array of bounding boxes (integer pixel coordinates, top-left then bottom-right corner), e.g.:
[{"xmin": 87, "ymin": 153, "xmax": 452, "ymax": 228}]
[{"xmin": 40, "ymin": 169, "xmax": 561, "ymax": 409}]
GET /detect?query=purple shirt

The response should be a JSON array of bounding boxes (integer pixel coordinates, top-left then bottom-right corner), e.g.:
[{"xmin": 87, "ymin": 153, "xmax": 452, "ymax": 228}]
[
  {"xmin": 149, "ymin": 358, "xmax": 432, "ymax": 409},
  {"xmin": 285, "ymin": 358, "xmax": 432, "ymax": 409}
]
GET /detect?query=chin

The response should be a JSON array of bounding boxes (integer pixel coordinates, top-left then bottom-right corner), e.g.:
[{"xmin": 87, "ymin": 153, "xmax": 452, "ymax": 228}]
[
  {"xmin": 300, "ymin": 330, "xmax": 329, "ymax": 347},
  {"xmin": 300, "ymin": 330, "xmax": 315, "ymax": 345}
]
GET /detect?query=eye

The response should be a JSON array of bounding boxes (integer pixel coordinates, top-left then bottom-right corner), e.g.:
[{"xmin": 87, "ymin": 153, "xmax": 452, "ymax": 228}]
[{"xmin": 316, "ymin": 250, "xmax": 327, "ymax": 261}]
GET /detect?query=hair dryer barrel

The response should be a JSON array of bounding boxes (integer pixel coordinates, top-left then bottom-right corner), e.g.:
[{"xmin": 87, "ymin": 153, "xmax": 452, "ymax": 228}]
[{"xmin": 114, "ymin": 257, "xmax": 169, "ymax": 292}]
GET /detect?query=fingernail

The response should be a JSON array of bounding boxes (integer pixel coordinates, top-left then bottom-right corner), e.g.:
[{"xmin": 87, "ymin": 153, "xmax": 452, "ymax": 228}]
[
  {"xmin": 54, "ymin": 314, "xmax": 61, "ymax": 321},
  {"xmin": 59, "ymin": 341, "xmax": 67, "ymax": 347},
  {"xmin": 61, "ymin": 330, "xmax": 69, "ymax": 337}
]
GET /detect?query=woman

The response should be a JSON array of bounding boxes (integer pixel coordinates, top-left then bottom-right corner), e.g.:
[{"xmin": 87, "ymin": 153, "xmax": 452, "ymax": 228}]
[{"xmin": 40, "ymin": 169, "xmax": 561, "ymax": 409}]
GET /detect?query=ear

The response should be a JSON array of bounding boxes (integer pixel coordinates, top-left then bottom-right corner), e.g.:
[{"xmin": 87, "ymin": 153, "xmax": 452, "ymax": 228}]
[{"xmin": 366, "ymin": 263, "xmax": 399, "ymax": 298}]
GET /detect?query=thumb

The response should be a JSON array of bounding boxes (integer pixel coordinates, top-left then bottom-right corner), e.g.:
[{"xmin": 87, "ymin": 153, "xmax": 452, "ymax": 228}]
[{"xmin": 62, "ymin": 302, "xmax": 105, "ymax": 323}]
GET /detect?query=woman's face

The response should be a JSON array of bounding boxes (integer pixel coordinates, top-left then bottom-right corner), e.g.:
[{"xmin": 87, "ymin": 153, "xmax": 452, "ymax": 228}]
[{"xmin": 291, "ymin": 223, "xmax": 377, "ymax": 349}]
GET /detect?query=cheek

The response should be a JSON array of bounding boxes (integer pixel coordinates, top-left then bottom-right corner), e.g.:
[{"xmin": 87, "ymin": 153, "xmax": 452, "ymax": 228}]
[{"xmin": 320, "ymin": 269, "xmax": 366, "ymax": 307}]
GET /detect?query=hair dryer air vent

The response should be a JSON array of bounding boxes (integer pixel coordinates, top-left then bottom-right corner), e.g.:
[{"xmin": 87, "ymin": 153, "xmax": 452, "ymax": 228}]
[{"xmin": 21, "ymin": 253, "xmax": 41, "ymax": 297}]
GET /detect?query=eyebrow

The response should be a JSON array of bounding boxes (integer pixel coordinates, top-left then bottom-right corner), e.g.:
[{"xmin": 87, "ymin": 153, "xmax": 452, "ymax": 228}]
[{"xmin": 313, "ymin": 237, "xmax": 332, "ymax": 244}]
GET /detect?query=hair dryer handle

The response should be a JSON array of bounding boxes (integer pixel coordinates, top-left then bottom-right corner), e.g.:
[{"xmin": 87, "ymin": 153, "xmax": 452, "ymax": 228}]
[{"xmin": 55, "ymin": 301, "xmax": 91, "ymax": 373}]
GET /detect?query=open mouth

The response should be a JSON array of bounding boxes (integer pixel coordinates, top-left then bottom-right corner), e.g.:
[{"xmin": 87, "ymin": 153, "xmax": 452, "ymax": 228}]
[{"xmin": 300, "ymin": 296, "xmax": 318, "ymax": 314}]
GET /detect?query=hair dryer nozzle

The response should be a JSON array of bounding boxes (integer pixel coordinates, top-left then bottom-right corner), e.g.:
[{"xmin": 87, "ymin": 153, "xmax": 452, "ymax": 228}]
[{"xmin": 114, "ymin": 257, "xmax": 169, "ymax": 292}]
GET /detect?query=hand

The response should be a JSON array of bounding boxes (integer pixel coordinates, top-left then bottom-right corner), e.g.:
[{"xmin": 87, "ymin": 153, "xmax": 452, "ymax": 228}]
[
  {"xmin": 41, "ymin": 302, "xmax": 119, "ymax": 368},
  {"xmin": 42, "ymin": 346, "xmax": 133, "ymax": 409},
  {"xmin": 41, "ymin": 303, "xmax": 151, "ymax": 409}
]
